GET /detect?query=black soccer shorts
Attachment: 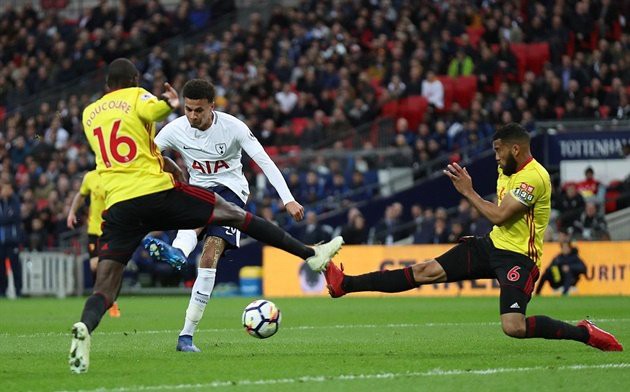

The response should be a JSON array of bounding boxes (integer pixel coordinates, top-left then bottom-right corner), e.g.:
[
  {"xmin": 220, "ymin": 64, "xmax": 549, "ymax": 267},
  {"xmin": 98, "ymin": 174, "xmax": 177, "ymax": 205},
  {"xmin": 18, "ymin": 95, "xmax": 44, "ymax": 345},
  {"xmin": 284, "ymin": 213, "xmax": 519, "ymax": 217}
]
[
  {"xmin": 435, "ymin": 235, "xmax": 540, "ymax": 314},
  {"xmin": 98, "ymin": 183, "xmax": 216, "ymax": 264}
]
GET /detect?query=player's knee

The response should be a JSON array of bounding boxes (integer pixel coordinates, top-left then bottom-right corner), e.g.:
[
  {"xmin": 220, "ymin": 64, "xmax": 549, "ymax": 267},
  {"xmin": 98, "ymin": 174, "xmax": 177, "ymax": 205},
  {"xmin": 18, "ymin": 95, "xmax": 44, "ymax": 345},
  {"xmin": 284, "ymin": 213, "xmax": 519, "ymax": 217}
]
[
  {"xmin": 501, "ymin": 320, "xmax": 526, "ymax": 338},
  {"xmin": 411, "ymin": 260, "xmax": 445, "ymax": 284}
]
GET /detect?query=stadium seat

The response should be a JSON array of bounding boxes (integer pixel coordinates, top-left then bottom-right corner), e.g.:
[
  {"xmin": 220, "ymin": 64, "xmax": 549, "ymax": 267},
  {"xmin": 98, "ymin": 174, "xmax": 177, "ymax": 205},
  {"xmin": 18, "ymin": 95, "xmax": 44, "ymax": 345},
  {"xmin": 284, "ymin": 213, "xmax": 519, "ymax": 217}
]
[
  {"xmin": 264, "ymin": 146, "xmax": 279, "ymax": 157},
  {"xmin": 566, "ymin": 31, "xmax": 575, "ymax": 57},
  {"xmin": 453, "ymin": 76, "xmax": 477, "ymax": 109},
  {"xmin": 370, "ymin": 78, "xmax": 384, "ymax": 100},
  {"xmin": 290, "ymin": 117, "xmax": 309, "ymax": 137},
  {"xmin": 526, "ymin": 43, "xmax": 550, "ymax": 75},
  {"xmin": 436, "ymin": 76, "xmax": 454, "ymax": 112},
  {"xmin": 398, "ymin": 95, "xmax": 429, "ymax": 131},
  {"xmin": 253, "ymin": 146, "xmax": 281, "ymax": 173},
  {"xmin": 280, "ymin": 145, "xmax": 301, "ymax": 155},
  {"xmin": 555, "ymin": 106, "xmax": 565, "ymax": 119},
  {"xmin": 0, "ymin": 106, "xmax": 5, "ymax": 122},
  {"xmin": 608, "ymin": 19, "xmax": 622, "ymax": 40},
  {"xmin": 589, "ymin": 26, "xmax": 599, "ymax": 50},
  {"xmin": 481, "ymin": 74, "xmax": 502, "ymax": 94},
  {"xmin": 605, "ymin": 180, "xmax": 622, "ymax": 213},
  {"xmin": 509, "ymin": 43, "xmax": 527, "ymax": 82},
  {"xmin": 599, "ymin": 105, "xmax": 610, "ymax": 119},
  {"xmin": 465, "ymin": 26, "xmax": 485, "ymax": 48},
  {"xmin": 381, "ymin": 100, "xmax": 399, "ymax": 118},
  {"xmin": 575, "ymin": 26, "xmax": 599, "ymax": 52}
]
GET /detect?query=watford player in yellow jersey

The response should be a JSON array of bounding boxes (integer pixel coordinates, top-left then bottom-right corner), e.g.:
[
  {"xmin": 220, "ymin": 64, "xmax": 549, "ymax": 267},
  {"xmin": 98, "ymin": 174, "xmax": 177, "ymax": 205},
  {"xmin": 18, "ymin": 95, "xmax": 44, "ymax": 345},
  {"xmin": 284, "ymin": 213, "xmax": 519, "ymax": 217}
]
[
  {"xmin": 69, "ymin": 58, "xmax": 344, "ymax": 374},
  {"xmin": 324, "ymin": 123, "xmax": 622, "ymax": 352},
  {"xmin": 67, "ymin": 170, "xmax": 120, "ymax": 317}
]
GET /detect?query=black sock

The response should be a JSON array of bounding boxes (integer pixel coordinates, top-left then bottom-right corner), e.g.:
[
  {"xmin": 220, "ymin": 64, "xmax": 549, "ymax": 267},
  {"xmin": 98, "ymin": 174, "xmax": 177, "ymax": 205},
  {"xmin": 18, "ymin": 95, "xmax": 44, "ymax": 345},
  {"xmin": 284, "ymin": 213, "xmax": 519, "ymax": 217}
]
[
  {"xmin": 242, "ymin": 213, "xmax": 314, "ymax": 260},
  {"xmin": 344, "ymin": 267, "xmax": 418, "ymax": 293},
  {"xmin": 525, "ymin": 315, "xmax": 589, "ymax": 342},
  {"xmin": 80, "ymin": 293, "xmax": 109, "ymax": 333}
]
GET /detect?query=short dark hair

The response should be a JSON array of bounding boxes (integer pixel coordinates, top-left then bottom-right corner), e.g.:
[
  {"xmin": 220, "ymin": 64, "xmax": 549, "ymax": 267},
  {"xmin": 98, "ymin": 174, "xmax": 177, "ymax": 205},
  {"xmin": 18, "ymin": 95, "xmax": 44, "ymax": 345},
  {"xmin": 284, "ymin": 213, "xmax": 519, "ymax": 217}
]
[
  {"xmin": 106, "ymin": 58, "xmax": 139, "ymax": 89},
  {"xmin": 585, "ymin": 167, "xmax": 594, "ymax": 175},
  {"xmin": 182, "ymin": 79, "xmax": 216, "ymax": 102},
  {"xmin": 493, "ymin": 122, "xmax": 530, "ymax": 144}
]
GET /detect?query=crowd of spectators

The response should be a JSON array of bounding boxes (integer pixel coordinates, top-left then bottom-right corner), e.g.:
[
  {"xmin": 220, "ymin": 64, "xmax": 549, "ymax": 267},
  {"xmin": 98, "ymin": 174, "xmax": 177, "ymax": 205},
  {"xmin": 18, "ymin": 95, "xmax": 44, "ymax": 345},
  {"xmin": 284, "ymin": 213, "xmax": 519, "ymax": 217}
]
[
  {"xmin": 0, "ymin": 0, "xmax": 628, "ymax": 257},
  {"xmin": 552, "ymin": 166, "xmax": 612, "ymax": 241},
  {"xmin": 340, "ymin": 198, "xmax": 495, "ymax": 246}
]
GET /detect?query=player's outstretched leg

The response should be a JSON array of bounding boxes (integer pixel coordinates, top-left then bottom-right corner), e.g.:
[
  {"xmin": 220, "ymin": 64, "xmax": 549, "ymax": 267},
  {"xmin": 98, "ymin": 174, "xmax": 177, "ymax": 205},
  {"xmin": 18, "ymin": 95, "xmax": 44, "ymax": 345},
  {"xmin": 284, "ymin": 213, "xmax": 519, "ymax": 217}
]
[
  {"xmin": 238, "ymin": 213, "xmax": 343, "ymax": 272},
  {"xmin": 324, "ymin": 260, "xmax": 428, "ymax": 297},
  {"xmin": 506, "ymin": 314, "xmax": 622, "ymax": 351},
  {"xmin": 210, "ymin": 195, "xmax": 343, "ymax": 271},
  {"xmin": 142, "ymin": 236, "xmax": 187, "ymax": 269}
]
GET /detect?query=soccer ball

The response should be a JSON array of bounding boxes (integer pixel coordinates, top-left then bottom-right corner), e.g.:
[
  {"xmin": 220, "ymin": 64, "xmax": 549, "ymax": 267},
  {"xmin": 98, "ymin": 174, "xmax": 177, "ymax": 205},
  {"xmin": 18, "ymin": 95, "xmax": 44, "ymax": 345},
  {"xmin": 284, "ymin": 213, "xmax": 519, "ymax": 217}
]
[{"xmin": 242, "ymin": 299, "xmax": 281, "ymax": 339}]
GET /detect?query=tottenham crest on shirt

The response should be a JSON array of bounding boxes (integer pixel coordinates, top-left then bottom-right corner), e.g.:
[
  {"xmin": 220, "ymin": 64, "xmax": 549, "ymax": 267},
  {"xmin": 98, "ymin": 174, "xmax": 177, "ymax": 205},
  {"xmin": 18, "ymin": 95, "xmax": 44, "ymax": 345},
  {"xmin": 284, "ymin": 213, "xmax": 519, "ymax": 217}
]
[{"xmin": 216, "ymin": 143, "xmax": 226, "ymax": 155}]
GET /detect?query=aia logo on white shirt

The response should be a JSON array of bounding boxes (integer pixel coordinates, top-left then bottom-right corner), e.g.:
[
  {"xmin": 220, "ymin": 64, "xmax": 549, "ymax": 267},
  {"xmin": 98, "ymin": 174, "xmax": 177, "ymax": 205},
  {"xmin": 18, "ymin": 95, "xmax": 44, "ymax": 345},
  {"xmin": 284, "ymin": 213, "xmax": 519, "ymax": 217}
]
[{"xmin": 192, "ymin": 160, "xmax": 230, "ymax": 174}]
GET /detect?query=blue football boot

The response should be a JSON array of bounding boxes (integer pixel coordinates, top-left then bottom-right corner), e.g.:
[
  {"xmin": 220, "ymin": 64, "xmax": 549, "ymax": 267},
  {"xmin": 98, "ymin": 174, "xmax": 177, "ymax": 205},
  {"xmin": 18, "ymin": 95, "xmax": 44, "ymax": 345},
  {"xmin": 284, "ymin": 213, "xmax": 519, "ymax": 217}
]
[
  {"xmin": 142, "ymin": 236, "xmax": 187, "ymax": 270},
  {"xmin": 176, "ymin": 335, "xmax": 201, "ymax": 352}
]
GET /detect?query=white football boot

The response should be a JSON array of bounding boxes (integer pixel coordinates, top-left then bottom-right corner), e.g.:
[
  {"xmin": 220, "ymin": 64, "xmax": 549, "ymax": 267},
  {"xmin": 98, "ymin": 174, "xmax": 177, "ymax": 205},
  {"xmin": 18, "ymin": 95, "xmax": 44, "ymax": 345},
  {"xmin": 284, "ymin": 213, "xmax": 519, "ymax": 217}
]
[
  {"xmin": 306, "ymin": 236, "xmax": 344, "ymax": 272},
  {"xmin": 69, "ymin": 322, "xmax": 91, "ymax": 374}
]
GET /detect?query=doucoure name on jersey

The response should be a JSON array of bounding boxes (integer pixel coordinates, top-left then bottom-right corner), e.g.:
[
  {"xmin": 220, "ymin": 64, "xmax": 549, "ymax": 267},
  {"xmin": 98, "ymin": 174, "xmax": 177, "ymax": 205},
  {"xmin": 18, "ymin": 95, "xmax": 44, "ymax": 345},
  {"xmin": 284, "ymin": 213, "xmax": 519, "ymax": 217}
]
[
  {"xmin": 85, "ymin": 100, "xmax": 132, "ymax": 127},
  {"xmin": 192, "ymin": 160, "xmax": 230, "ymax": 174}
]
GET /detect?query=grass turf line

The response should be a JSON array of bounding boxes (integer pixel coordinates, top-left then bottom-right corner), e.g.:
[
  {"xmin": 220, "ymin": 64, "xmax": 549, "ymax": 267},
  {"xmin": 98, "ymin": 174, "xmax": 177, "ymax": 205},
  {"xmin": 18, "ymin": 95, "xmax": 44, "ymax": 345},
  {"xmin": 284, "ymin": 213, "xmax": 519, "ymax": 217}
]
[{"xmin": 0, "ymin": 296, "xmax": 628, "ymax": 391}]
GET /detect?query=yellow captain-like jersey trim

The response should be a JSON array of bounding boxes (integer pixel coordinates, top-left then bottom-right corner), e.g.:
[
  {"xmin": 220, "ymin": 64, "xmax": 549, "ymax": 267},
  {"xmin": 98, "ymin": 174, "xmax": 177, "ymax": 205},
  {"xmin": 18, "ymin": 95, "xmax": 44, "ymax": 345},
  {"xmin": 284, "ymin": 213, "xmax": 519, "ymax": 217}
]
[
  {"xmin": 79, "ymin": 170, "xmax": 106, "ymax": 236},
  {"xmin": 82, "ymin": 87, "xmax": 174, "ymax": 208},
  {"xmin": 489, "ymin": 158, "xmax": 551, "ymax": 267}
]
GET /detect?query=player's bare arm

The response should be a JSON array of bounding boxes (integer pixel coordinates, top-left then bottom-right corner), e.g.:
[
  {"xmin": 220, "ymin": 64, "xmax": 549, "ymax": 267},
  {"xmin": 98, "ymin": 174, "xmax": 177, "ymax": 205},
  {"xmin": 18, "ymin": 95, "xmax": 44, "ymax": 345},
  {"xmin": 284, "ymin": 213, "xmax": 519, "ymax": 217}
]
[
  {"xmin": 444, "ymin": 162, "xmax": 527, "ymax": 225},
  {"xmin": 67, "ymin": 192, "xmax": 86, "ymax": 229},
  {"xmin": 162, "ymin": 156, "xmax": 186, "ymax": 183}
]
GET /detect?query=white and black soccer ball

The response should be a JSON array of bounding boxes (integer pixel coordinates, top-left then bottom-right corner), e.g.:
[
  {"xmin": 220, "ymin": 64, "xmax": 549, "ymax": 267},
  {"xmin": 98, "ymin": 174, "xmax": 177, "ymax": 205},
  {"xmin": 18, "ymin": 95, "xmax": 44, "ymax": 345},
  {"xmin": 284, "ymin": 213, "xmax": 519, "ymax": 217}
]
[{"xmin": 242, "ymin": 299, "xmax": 281, "ymax": 339}]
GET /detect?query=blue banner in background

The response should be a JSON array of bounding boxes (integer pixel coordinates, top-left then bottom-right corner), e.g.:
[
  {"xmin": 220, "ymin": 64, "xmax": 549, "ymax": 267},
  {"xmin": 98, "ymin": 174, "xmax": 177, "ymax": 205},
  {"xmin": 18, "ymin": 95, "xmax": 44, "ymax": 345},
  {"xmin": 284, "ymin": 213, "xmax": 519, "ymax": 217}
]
[{"xmin": 546, "ymin": 131, "xmax": 630, "ymax": 163}]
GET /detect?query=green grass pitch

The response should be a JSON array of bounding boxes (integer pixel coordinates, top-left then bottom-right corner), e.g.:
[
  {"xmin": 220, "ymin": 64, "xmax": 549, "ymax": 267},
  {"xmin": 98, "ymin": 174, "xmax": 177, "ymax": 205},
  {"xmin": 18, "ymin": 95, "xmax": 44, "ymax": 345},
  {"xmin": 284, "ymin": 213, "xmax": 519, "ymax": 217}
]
[{"xmin": 1, "ymin": 296, "xmax": 628, "ymax": 391}]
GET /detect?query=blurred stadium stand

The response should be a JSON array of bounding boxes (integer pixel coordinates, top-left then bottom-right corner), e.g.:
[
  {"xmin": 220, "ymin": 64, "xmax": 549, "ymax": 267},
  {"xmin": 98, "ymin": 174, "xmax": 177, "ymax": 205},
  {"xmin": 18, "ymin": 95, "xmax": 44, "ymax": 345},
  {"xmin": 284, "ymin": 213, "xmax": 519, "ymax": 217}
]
[{"xmin": 1, "ymin": 0, "xmax": 629, "ymax": 294}]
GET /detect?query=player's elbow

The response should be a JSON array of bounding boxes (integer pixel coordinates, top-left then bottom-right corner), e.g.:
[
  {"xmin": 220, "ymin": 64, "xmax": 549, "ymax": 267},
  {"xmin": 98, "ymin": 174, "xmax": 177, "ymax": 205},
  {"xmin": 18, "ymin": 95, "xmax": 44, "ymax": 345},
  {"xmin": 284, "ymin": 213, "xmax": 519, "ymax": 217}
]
[{"xmin": 490, "ymin": 214, "xmax": 509, "ymax": 226}]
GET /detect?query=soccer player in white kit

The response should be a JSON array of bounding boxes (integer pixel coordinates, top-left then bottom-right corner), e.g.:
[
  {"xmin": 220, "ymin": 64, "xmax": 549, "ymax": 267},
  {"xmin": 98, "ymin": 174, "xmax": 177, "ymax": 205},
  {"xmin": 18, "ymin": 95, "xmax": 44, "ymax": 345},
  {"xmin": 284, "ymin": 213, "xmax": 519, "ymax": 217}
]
[{"xmin": 143, "ymin": 79, "xmax": 311, "ymax": 352}]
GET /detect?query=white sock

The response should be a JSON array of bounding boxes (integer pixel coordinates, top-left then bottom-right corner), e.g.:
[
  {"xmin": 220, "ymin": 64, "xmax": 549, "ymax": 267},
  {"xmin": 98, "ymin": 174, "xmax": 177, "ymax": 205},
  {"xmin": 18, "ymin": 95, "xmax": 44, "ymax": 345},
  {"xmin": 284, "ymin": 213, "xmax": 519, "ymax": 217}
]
[
  {"xmin": 173, "ymin": 230, "xmax": 198, "ymax": 258},
  {"xmin": 180, "ymin": 268, "xmax": 216, "ymax": 337}
]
